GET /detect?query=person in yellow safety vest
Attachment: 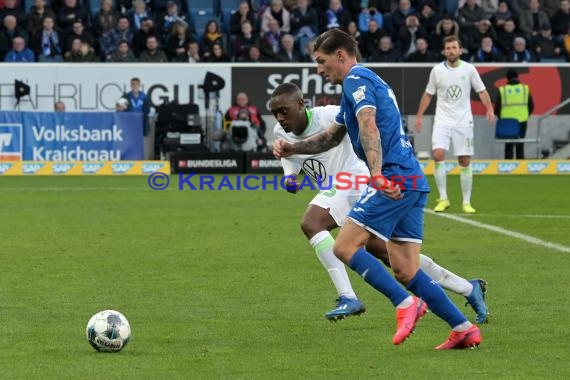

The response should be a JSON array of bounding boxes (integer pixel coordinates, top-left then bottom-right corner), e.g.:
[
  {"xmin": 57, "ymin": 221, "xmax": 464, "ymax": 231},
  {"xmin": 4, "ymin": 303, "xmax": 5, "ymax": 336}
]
[{"xmin": 494, "ymin": 69, "xmax": 534, "ymax": 159}]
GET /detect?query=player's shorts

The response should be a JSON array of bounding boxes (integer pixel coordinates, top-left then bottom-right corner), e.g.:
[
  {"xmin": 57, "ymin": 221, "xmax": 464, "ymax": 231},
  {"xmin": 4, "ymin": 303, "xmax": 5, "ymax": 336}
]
[
  {"xmin": 310, "ymin": 184, "xmax": 365, "ymax": 227},
  {"xmin": 347, "ymin": 187, "xmax": 427, "ymax": 243},
  {"xmin": 432, "ymin": 123, "xmax": 474, "ymax": 156}
]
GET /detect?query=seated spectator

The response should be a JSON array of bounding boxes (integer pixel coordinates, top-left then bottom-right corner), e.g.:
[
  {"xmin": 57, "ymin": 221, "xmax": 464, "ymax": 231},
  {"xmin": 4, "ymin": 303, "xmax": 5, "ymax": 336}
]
[
  {"xmin": 0, "ymin": 15, "xmax": 28, "ymax": 61},
  {"xmin": 115, "ymin": 17, "xmax": 134, "ymax": 47},
  {"xmin": 473, "ymin": 35, "xmax": 504, "ymax": 61},
  {"xmin": 274, "ymin": 33, "xmax": 302, "ymax": 62},
  {"xmin": 346, "ymin": 20, "xmax": 361, "ymax": 43},
  {"xmin": 564, "ymin": 24, "xmax": 570, "ymax": 61},
  {"xmin": 508, "ymin": 36, "xmax": 536, "ymax": 61},
  {"xmin": 301, "ymin": 36, "xmax": 316, "ymax": 62},
  {"xmin": 391, "ymin": 0, "xmax": 415, "ymax": 37},
  {"xmin": 469, "ymin": 18, "xmax": 498, "ymax": 53},
  {"xmin": 126, "ymin": 0, "xmax": 153, "ymax": 32},
  {"xmin": 532, "ymin": 23, "xmax": 563, "ymax": 60},
  {"xmin": 157, "ymin": 0, "xmax": 188, "ymax": 39},
  {"xmin": 92, "ymin": 0, "xmax": 120, "ymax": 39},
  {"xmin": 359, "ymin": 19, "xmax": 387, "ymax": 61},
  {"xmin": 259, "ymin": 18, "xmax": 282, "ymax": 61},
  {"xmin": 369, "ymin": 35, "xmax": 402, "ymax": 62},
  {"xmin": 231, "ymin": 19, "xmax": 260, "ymax": 62},
  {"xmin": 496, "ymin": 18, "xmax": 521, "ymax": 54},
  {"xmin": 230, "ymin": 1, "xmax": 258, "ymax": 38},
  {"xmin": 64, "ymin": 19, "xmax": 95, "ymax": 54},
  {"xmin": 132, "ymin": 17, "xmax": 158, "ymax": 57},
  {"xmin": 418, "ymin": 1, "xmax": 440, "ymax": 37},
  {"xmin": 4, "ymin": 36, "xmax": 35, "ymax": 62},
  {"xmin": 397, "ymin": 14, "xmax": 428, "ymax": 59},
  {"xmin": 518, "ymin": 0, "xmax": 549, "ymax": 38},
  {"xmin": 290, "ymin": 0, "xmax": 318, "ymax": 40},
  {"xmin": 550, "ymin": 0, "xmax": 570, "ymax": 40},
  {"xmin": 206, "ymin": 42, "xmax": 231, "ymax": 62},
  {"xmin": 224, "ymin": 91, "xmax": 264, "ymax": 131},
  {"xmin": 164, "ymin": 20, "xmax": 193, "ymax": 61},
  {"xmin": 64, "ymin": 38, "xmax": 99, "ymax": 62},
  {"xmin": 260, "ymin": 0, "xmax": 291, "ymax": 34},
  {"xmin": 175, "ymin": 40, "xmax": 200, "ymax": 62},
  {"xmin": 434, "ymin": 16, "xmax": 465, "ymax": 54},
  {"xmin": 198, "ymin": 19, "xmax": 225, "ymax": 61},
  {"xmin": 138, "ymin": 34, "xmax": 167, "ymax": 62},
  {"xmin": 99, "ymin": 23, "xmax": 121, "ymax": 61},
  {"xmin": 490, "ymin": 0, "xmax": 513, "ymax": 31},
  {"xmin": 458, "ymin": 0, "xmax": 485, "ymax": 36},
  {"xmin": 358, "ymin": 0, "xmax": 384, "ymax": 33},
  {"xmin": 107, "ymin": 40, "xmax": 137, "ymax": 62},
  {"xmin": 32, "ymin": 15, "xmax": 63, "ymax": 62},
  {"xmin": 322, "ymin": 0, "xmax": 351, "ymax": 31},
  {"xmin": 57, "ymin": 0, "xmax": 89, "ymax": 33},
  {"xmin": 54, "ymin": 101, "xmax": 66, "ymax": 112},
  {"xmin": 405, "ymin": 36, "xmax": 441, "ymax": 62},
  {"xmin": 0, "ymin": 0, "xmax": 25, "ymax": 26},
  {"xmin": 25, "ymin": 0, "xmax": 57, "ymax": 37},
  {"xmin": 244, "ymin": 44, "xmax": 265, "ymax": 62}
]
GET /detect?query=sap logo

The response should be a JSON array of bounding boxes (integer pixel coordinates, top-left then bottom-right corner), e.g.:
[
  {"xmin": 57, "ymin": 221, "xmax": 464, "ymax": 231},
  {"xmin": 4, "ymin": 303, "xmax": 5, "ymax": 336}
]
[
  {"xmin": 22, "ymin": 163, "xmax": 44, "ymax": 174},
  {"xmin": 142, "ymin": 163, "xmax": 164, "ymax": 174},
  {"xmin": 527, "ymin": 162, "xmax": 548, "ymax": 174},
  {"xmin": 0, "ymin": 133, "xmax": 12, "ymax": 151},
  {"xmin": 556, "ymin": 162, "xmax": 570, "ymax": 173},
  {"xmin": 445, "ymin": 162, "xmax": 458, "ymax": 173},
  {"xmin": 112, "ymin": 163, "xmax": 134, "ymax": 174},
  {"xmin": 82, "ymin": 163, "xmax": 104, "ymax": 174},
  {"xmin": 498, "ymin": 162, "xmax": 519, "ymax": 173},
  {"xmin": 471, "ymin": 162, "xmax": 491, "ymax": 174},
  {"xmin": 52, "ymin": 163, "xmax": 74, "ymax": 174},
  {"xmin": 0, "ymin": 163, "xmax": 13, "ymax": 174}
]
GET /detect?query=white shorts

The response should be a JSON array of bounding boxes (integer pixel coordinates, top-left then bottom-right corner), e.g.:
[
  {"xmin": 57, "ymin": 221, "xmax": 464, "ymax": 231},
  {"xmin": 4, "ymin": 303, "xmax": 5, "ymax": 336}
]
[
  {"xmin": 309, "ymin": 184, "xmax": 365, "ymax": 227},
  {"xmin": 432, "ymin": 124, "xmax": 474, "ymax": 156}
]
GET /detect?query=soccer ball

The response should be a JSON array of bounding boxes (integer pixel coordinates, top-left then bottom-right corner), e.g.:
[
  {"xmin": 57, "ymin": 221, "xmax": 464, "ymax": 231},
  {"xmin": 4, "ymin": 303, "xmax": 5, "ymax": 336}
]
[{"xmin": 86, "ymin": 310, "xmax": 131, "ymax": 352}]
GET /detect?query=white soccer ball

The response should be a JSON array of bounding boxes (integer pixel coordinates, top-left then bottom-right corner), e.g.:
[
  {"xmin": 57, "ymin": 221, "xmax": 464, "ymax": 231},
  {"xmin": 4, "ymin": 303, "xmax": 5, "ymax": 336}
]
[{"xmin": 86, "ymin": 310, "xmax": 131, "ymax": 352}]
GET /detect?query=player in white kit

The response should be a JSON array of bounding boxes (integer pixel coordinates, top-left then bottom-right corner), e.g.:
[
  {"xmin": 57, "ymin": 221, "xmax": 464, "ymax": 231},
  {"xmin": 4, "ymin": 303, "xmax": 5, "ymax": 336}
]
[
  {"xmin": 415, "ymin": 35, "xmax": 495, "ymax": 214},
  {"xmin": 271, "ymin": 82, "xmax": 489, "ymax": 323}
]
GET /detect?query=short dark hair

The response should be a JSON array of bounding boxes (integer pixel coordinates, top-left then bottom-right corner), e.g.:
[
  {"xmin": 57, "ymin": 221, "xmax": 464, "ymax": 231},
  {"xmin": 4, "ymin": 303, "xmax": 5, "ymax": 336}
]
[
  {"xmin": 443, "ymin": 35, "xmax": 462, "ymax": 48},
  {"xmin": 313, "ymin": 28, "xmax": 358, "ymax": 57},
  {"xmin": 271, "ymin": 82, "xmax": 303, "ymax": 100}
]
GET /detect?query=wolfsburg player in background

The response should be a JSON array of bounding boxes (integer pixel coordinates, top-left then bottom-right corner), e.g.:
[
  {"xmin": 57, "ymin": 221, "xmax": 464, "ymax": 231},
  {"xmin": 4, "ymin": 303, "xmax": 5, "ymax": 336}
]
[
  {"xmin": 271, "ymin": 83, "xmax": 488, "ymax": 324},
  {"xmin": 415, "ymin": 35, "xmax": 495, "ymax": 214}
]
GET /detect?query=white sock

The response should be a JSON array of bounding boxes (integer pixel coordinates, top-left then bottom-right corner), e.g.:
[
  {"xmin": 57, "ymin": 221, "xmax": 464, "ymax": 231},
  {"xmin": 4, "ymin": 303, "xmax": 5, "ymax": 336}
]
[
  {"xmin": 453, "ymin": 321, "xmax": 473, "ymax": 332},
  {"xmin": 310, "ymin": 231, "xmax": 357, "ymax": 299},
  {"xmin": 460, "ymin": 165, "xmax": 473, "ymax": 205},
  {"xmin": 434, "ymin": 161, "xmax": 448, "ymax": 200},
  {"xmin": 396, "ymin": 296, "xmax": 414, "ymax": 309},
  {"xmin": 419, "ymin": 254, "xmax": 473, "ymax": 297}
]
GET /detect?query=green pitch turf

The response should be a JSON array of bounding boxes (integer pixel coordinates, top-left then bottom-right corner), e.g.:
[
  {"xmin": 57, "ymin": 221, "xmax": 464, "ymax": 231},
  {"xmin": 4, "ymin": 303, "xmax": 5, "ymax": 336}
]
[{"xmin": 1, "ymin": 175, "xmax": 569, "ymax": 379}]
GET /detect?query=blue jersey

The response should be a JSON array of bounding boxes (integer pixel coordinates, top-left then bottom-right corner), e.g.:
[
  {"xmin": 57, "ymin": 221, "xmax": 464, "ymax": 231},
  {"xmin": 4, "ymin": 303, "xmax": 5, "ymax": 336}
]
[{"xmin": 334, "ymin": 65, "xmax": 429, "ymax": 193}]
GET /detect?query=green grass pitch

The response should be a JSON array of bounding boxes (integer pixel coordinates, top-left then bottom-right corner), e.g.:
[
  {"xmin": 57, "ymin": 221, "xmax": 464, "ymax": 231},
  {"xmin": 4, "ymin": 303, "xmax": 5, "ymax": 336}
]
[{"xmin": 1, "ymin": 175, "xmax": 569, "ymax": 379}]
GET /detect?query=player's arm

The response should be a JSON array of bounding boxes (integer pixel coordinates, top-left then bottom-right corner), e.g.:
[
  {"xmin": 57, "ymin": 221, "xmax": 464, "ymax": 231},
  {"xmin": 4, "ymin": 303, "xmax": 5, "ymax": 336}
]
[
  {"xmin": 477, "ymin": 90, "xmax": 496, "ymax": 124},
  {"xmin": 273, "ymin": 123, "xmax": 346, "ymax": 158},
  {"xmin": 415, "ymin": 92, "xmax": 433, "ymax": 133},
  {"xmin": 357, "ymin": 107, "xmax": 402, "ymax": 200}
]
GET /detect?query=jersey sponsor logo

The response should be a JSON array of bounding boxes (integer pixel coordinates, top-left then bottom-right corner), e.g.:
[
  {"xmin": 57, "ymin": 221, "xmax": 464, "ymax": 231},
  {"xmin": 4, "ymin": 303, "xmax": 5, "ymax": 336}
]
[
  {"xmin": 302, "ymin": 158, "xmax": 327, "ymax": 184},
  {"xmin": 352, "ymin": 85, "xmax": 366, "ymax": 103},
  {"xmin": 556, "ymin": 162, "xmax": 570, "ymax": 173},
  {"xmin": 446, "ymin": 85, "xmax": 462, "ymax": 101},
  {"xmin": 498, "ymin": 162, "xmax": 519, "ymax": 173},
  {"xmin": 347, "ymin": 75, "xmax": 360, "ymax": 80},
  {"xmin": 527, "ymin": 162, "xmax": 548, "ymax": 174}
]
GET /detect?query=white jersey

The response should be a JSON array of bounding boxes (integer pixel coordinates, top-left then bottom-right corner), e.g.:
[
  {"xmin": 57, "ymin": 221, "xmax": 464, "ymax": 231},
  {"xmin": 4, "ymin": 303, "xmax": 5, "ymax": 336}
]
[
  {"xmin": 426, "ymin": 60, "xmax": 486, "ymax": 127},
  {"xmin": 274, "ymin": 105, "xmax": 369, "ymax": 185}
]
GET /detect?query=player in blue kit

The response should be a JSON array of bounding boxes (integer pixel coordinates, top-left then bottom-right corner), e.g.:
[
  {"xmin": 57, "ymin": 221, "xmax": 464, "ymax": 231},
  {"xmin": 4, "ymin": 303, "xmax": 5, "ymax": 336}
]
[{"xmin": 274, "ymin": 28, "xmax": 481, "ymax": 349}]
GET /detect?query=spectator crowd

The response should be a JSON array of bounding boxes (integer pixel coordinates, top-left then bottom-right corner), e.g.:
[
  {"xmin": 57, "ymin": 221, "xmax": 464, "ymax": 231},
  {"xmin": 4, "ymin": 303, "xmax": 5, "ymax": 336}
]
[{"xmin": 1, "ymin": 0, "xmax": 569, "ymax": 63}]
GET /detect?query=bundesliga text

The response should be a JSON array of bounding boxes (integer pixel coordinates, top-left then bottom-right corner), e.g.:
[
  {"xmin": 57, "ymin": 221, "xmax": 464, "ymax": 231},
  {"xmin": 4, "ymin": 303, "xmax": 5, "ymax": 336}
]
[{"xmin": 147, "ymin": 172, "xmax": 421, "ymax": 191}]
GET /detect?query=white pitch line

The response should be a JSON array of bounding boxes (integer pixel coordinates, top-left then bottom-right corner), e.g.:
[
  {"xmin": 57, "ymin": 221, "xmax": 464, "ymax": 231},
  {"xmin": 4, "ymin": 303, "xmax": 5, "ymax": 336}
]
[
  {"xmin": 461, "ymin": 213, "xmax": 570, "ymax": 219},
  {"xmin": 425, "ymin": 209, "xmax": 570, "ymax": 253}
]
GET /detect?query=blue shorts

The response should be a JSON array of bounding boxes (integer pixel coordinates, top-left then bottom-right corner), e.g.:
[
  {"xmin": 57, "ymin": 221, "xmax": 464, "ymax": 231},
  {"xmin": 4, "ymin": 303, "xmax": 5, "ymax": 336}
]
[{"xmin": 347, "ymin": 186, "xmax": 427, "ymax": 243}]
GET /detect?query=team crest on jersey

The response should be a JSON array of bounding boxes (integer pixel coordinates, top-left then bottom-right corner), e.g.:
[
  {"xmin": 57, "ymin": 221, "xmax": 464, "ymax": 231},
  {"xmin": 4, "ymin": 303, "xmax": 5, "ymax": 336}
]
[
  {"xmin": 302, "ymin": 159, "xmax": 327, "ymax": 184},
  {"xmin": 352, "ymin": 85, "xmax": 366, "ymax": 103},
  {"xmin": 446, "ymin": 85, "xmax": 462, "ymax": 100}
]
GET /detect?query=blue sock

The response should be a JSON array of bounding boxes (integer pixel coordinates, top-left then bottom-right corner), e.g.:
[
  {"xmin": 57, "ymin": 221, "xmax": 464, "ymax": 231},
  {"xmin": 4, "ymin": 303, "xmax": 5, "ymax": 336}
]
[
  {"xmin": 407, "ymin": 269, "xmax": 467, "ymax": 328},
  {"xmin": 348, "ymin": 248, "xmax": 409, "ymax": 307}
]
